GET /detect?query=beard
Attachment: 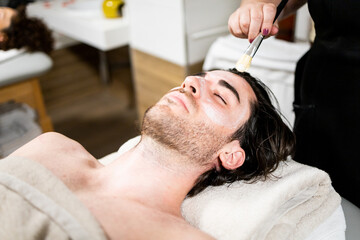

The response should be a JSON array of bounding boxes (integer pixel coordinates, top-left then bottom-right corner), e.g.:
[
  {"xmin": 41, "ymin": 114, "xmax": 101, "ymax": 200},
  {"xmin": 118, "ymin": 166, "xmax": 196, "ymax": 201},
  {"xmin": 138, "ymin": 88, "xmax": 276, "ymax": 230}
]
[{"xmin": 141, "ymin": 97, "xmax": 229, "ymax": 166}]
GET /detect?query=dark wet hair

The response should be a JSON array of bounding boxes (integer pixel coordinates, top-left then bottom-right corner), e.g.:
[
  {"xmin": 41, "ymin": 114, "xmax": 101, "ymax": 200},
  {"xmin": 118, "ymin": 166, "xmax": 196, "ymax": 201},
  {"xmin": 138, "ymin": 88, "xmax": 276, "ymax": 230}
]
[
  {"xmin": 187, "ymin": 69, "xmax": 296, "ymax": 197},
  {"xmin": 0, "ymin": 5, "xmax": 54, "ymax": 54}
]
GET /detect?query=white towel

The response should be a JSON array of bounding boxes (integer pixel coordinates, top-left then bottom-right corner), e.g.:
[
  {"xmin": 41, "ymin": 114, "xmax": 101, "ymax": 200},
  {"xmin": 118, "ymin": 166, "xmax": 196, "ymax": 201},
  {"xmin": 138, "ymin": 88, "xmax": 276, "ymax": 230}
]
[
  {"xmin": 181, "ymin": 159, "xmax": 341, "ymax": 240},
  {"xmin": 203, "ymin": 35, "xmax": 310, "ymax": 72},
  {"xmin": 0, "ymin": 156, "xmax": 107, "ymax": 240}
]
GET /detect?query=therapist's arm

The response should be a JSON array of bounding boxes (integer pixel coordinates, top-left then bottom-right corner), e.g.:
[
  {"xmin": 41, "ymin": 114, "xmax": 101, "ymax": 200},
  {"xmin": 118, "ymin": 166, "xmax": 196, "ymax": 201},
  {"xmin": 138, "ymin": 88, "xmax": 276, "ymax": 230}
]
[{"xmin": 228, "ymin": 0, "xmax": 307, "ymax": 42}]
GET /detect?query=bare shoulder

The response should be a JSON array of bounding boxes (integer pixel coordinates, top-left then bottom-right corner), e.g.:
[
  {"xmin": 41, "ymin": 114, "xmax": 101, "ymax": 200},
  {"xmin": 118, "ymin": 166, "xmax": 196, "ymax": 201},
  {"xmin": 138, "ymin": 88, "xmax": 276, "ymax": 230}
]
[
  {"xmin": 10, "ymin": 132, "xmax": 95, "ymax": 162},
  {"xmin": 9, "ymin": 132, "xmax": 100, "ymax": 187}
]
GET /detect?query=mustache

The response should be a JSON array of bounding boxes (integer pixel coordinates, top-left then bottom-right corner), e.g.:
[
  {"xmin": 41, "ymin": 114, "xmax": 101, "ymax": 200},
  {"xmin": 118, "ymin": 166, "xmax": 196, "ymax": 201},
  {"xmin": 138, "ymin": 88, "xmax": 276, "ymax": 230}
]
[{"xmin": 168, "ymin": 87, "xmax": 197, "ymax": 108}]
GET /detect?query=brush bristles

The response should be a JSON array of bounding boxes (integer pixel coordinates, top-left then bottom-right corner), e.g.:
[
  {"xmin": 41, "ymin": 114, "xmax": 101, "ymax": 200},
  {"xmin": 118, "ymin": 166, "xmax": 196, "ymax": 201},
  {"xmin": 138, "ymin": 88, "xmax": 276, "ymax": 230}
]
[{"xmin": 235, "ymin": 54, "xmax": 252, "ymax": 72}]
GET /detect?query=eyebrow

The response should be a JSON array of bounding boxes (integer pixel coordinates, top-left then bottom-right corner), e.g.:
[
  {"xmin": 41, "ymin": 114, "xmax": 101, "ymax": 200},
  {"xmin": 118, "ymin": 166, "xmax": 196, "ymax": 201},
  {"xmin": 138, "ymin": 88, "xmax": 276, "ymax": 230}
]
[
  {"xmin": 219, "ymin": 80, "xmax": 240, "ymax": 103},
  {"xmin": 192, "ymin": 72, "xmax": 240, "ymax": 103}
]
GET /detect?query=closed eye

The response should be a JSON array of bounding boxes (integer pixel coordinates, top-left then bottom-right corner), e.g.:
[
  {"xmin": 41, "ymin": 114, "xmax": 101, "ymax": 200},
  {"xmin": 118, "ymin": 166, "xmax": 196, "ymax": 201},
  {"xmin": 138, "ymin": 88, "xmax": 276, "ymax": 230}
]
[{"xmin": 214, "ymin": 93, "xmax": 227, "ymax": 105}]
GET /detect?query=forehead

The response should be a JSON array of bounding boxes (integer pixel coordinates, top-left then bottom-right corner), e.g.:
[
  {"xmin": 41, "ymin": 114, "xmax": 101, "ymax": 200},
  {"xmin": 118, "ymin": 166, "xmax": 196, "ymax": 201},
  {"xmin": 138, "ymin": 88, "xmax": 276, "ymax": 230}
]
[
  {"xmin": 0, "ymin": 7, "xmax": 17, "ymax": 30},
  {"xmin": 205, "ymin": 70, "xmax": 256, "ymax": 102},
  {"xmin": 0, "ymin": 7, "xmax": 17, "ymax": 22},
  {"xmin": 0, "ymin": 7, "xmax": 16, "ymax": 16}
]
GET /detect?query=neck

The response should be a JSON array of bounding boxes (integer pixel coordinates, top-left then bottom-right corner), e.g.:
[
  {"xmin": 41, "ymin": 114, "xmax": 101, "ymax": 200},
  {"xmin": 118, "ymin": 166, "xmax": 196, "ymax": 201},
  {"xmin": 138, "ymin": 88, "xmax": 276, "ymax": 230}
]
[{"xmin": 97, "ymin": 136, "xmax": 210, "ymax": 217}]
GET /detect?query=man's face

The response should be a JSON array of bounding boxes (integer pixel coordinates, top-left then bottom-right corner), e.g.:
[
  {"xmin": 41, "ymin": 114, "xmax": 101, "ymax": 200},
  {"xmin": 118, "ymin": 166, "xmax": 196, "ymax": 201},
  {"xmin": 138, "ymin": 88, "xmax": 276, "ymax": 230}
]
[
  {"xmin": 142, "ymin": 70, "xmax": 256, "ymax": 165},
  {"xmin": 0, "ymin": 7, "xmax": 16, "ymax": 32}
]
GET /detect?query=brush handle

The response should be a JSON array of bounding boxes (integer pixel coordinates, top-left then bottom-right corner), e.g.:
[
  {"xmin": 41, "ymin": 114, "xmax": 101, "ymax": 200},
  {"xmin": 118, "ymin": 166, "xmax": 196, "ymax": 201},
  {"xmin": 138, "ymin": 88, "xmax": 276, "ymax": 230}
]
[{"xmin": 274, "ymin": 0, "xmax": 289, "ymax": 23}]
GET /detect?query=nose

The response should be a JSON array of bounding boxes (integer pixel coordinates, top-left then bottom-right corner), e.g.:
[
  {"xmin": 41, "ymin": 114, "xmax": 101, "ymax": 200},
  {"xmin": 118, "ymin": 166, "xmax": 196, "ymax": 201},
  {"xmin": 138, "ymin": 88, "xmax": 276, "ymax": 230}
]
[{"xmin": 181, "ymin": 76, "xmax": 201, "ymax": 98}]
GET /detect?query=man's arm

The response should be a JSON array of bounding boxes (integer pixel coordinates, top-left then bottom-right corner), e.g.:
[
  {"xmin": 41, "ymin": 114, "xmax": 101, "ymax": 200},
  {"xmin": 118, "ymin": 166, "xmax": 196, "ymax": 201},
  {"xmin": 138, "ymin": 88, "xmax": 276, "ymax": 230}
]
[{"xmin": 228, "ymin": 0, "xmax": 307, "ymax": 41}]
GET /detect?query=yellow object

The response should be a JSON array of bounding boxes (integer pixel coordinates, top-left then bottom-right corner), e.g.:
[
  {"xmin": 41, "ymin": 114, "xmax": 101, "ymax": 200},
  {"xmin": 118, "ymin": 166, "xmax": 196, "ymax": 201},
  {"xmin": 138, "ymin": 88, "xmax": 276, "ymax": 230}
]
[
  {"xmin": 235, "ymin": 54, "xmax": 252, "ymax": 72},
  {"xmin": 102, "ymin": 0, "xmax": 124, "ymax": 18}
]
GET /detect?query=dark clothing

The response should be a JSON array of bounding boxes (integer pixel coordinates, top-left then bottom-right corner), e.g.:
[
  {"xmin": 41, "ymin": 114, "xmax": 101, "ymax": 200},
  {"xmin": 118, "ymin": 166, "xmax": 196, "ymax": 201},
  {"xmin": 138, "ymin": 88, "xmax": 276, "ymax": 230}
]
[
  {"xmin": 294, "ymin": 0, "xmax": 360, "ymax": 207},
  {"xmin": 0, "ymin": 0, "xmax": 33, "ymax": 8}
]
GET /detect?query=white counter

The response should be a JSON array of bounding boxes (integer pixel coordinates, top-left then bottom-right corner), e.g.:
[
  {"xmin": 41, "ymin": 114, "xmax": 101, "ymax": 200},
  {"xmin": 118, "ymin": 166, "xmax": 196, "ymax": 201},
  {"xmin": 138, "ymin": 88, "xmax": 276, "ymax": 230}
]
[{"xmin": 27, "ymin": 0, "xmax": 129, "ymax": 51}]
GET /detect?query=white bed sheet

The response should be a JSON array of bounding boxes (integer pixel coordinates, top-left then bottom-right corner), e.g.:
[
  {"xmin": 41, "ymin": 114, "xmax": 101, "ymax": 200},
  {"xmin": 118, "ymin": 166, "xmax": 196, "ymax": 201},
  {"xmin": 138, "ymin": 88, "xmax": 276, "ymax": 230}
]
[{"xmin": 305, "ymin": 205, "xmax": 345, "ymax": 240}]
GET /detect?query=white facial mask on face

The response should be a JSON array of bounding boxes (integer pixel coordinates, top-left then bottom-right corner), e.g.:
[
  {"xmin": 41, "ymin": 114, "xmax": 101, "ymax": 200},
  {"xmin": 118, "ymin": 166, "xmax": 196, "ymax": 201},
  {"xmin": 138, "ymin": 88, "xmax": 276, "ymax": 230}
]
[{"xmin": 198, "ymin": 77, "xmax": 242, "ymax": 130}]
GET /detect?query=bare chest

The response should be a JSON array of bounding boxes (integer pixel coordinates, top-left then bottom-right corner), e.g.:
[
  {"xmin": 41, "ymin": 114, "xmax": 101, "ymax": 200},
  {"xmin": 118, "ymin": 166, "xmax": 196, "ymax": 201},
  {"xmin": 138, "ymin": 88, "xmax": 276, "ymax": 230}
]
[
  {"xmin": 35, "ymin": 153, "xmax": 100, "ymax": 192},
  {"xmin": 76, "ymin": 194, "xmax": 210, "ymax": 240}
]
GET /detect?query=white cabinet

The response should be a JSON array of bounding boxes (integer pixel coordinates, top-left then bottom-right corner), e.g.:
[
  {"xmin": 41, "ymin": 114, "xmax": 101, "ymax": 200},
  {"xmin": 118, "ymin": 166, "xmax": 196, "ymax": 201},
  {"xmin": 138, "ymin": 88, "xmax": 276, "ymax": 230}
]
[
  {"xmin": 128, "ymin": 0, "xmax": 241, "ymax": 66},
  {"xmin": 184, "ymin": 0, "xmax": 241, "ymax": 65}
]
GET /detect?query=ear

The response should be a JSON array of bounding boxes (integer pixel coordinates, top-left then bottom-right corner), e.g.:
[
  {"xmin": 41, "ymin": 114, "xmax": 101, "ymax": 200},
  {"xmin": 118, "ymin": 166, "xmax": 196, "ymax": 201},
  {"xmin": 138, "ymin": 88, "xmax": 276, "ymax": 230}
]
[{"xmin": 218, "ymin": 140, "xmax": 245, "ymax": 170}]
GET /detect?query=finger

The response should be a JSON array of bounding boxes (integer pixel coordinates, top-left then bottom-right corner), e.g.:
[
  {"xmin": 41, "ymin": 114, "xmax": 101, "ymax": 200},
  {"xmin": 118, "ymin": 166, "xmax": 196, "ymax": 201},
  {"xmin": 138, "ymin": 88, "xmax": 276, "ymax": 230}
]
[
  {"xmin": 261, "ymin": 3, "xmax": 276, "ymax": 36},
  {"xmin": 228, "ymin": 11, "xmax": 245, "ymax": 38},
  {"xmin": 248, "ymin": 7, "xmax": 263, "ymax": 42},
  {"xmin": 238, "ymin": 8, "xmax": 251, "ymax": 38}
]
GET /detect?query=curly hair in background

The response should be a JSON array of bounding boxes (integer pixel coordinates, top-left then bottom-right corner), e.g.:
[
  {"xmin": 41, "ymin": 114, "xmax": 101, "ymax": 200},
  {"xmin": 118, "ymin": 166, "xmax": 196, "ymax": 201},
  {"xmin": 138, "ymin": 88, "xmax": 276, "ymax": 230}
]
[{"xmin": 0, "ymin": 6, "xmax": 54, "ymax": 54}]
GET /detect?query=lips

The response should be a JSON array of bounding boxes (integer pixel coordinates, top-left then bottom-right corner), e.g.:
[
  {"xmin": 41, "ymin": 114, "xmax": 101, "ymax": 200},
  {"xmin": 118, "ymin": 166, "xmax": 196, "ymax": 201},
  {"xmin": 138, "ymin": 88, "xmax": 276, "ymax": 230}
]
[{"xmin": 167, "ymin": 92, "xmax": 190, "ymax": 112}]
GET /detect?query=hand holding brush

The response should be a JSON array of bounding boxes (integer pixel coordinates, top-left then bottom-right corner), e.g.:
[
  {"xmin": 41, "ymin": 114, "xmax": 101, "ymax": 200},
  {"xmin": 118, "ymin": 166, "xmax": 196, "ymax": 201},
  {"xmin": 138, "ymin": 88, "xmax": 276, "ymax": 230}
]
[{"xmin": 229, "ymin": 0, "xmax": 289, "ymax": 72}]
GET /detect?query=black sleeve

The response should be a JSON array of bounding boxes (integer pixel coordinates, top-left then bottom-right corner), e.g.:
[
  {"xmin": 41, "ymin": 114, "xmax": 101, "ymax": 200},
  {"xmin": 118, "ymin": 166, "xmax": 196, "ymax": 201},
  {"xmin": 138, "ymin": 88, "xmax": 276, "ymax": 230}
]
[{"xmin": 6, "ymin": 0, "xmax": 34, "ymax": 9}]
